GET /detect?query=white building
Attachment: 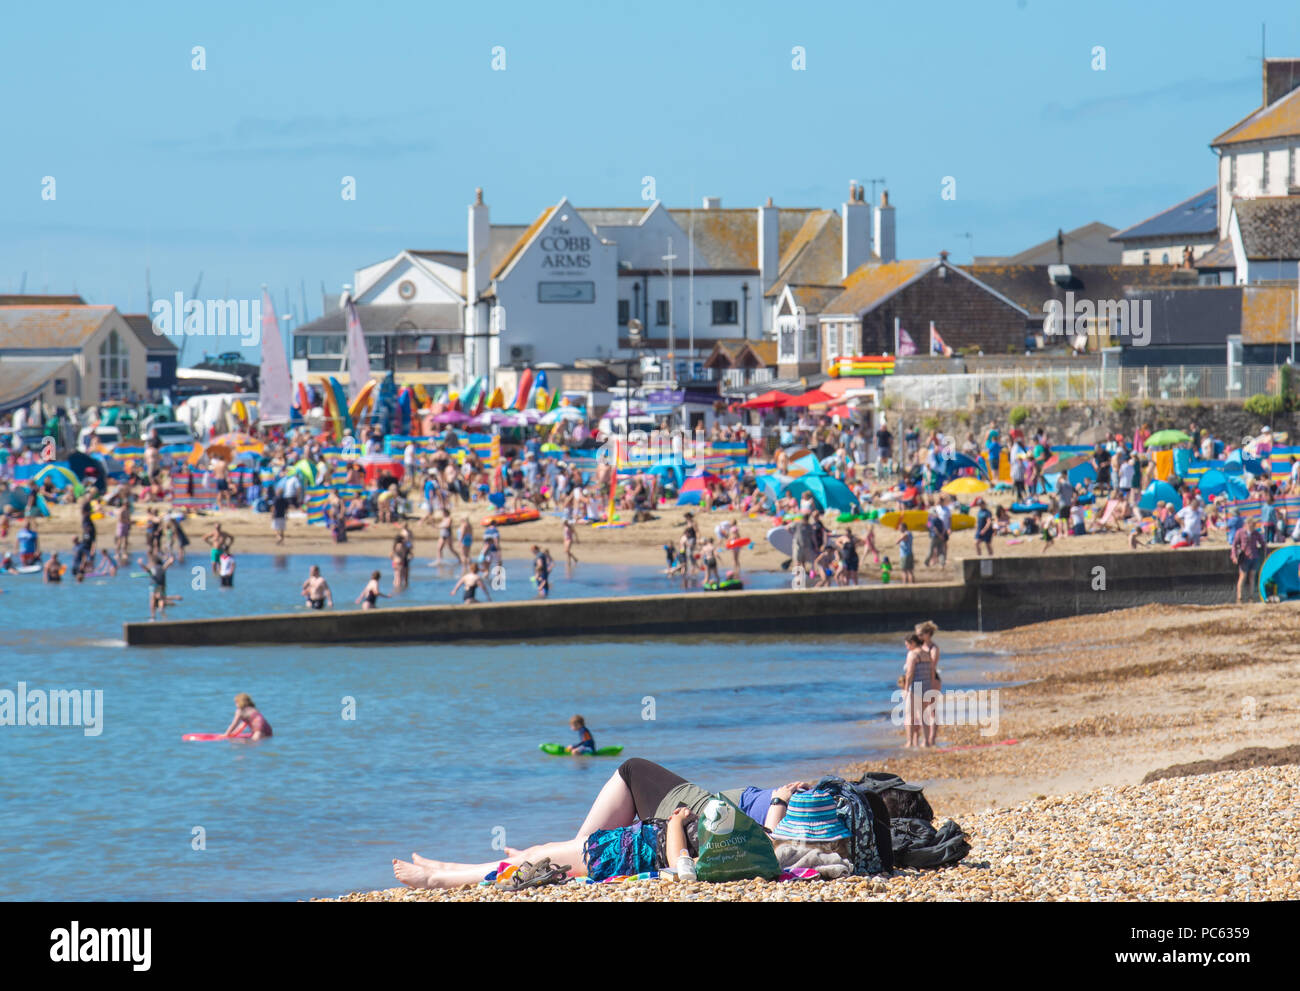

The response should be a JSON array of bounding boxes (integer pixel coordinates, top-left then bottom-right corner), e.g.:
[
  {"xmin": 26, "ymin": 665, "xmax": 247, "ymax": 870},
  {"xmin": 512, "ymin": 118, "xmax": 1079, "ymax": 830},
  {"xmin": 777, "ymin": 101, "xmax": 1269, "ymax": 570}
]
[{"xmin": 297, "ymin": 182, "xmax": 900, "ymax": 392}]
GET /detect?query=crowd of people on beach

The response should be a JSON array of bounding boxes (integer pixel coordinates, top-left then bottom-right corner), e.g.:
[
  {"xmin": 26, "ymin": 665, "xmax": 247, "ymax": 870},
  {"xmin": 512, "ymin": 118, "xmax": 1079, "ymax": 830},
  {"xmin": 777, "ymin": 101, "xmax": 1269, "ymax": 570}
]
[{"xmin": 3, "ymin": 402, "xmax": 1297, "ymax": 617}]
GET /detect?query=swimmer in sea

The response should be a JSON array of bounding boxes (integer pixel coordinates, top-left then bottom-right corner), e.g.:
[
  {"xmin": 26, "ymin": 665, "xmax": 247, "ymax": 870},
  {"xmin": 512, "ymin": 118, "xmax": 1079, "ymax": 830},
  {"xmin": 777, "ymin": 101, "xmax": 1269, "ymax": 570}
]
[
  {"xmin": 355, "ymin": 570, "xmax": 389, "ymax": 610},
  {"xmin": 224, "ymin": 692, "xmax": 273, "ymax": 741},
  {"xmin": 450, "ymin": 561, "xmax": 491, "ymax": 603},
  {"xmin": 138, "ymin": 552, "xmax": 181, "ymax": 620},
  {"xmin": 43, "ymin": 552, "xmax": 63, "ymax": 584},
  {"xmin": 531, "ymin": 544, "xmax": 553, "ymax": 598},
  {"xmin": 301, "ymin": 564, "xmax": 333, "ymax": 609}
]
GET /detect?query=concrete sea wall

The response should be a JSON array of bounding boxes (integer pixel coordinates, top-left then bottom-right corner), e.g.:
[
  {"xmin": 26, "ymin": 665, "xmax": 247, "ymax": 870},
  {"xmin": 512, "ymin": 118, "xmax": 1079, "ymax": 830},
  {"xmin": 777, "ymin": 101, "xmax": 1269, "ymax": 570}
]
[{"xmin": 124, "ymin": 546, "xmax": 1241, "ymax": 647}]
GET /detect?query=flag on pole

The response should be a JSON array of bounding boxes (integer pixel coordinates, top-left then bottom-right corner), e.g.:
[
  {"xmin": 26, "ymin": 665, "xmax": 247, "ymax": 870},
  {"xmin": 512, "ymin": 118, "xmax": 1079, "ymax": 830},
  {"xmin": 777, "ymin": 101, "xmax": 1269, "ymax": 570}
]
[
  {"xmin": 343, "ymin": 297, "xmax": 372, "ymax": 402},
  {"xmin": 898, "ymin": 327, "xmax": 919, "ymax": 356},
  {"xmin": 930, "ymin": 322, "xmax": 953, "ymax": 357}
]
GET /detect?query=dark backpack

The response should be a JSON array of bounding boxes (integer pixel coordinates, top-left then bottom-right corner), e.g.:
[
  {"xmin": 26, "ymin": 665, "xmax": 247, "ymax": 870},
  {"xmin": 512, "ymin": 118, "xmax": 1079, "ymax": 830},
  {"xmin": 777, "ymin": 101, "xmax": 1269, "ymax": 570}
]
[
  {"xmin": 855, "ymin": 771, "xmax": 934, "ymax": 821},
  {"xmin": 891, "ymin": 818, "xmax": 970, "ymax": 869}
]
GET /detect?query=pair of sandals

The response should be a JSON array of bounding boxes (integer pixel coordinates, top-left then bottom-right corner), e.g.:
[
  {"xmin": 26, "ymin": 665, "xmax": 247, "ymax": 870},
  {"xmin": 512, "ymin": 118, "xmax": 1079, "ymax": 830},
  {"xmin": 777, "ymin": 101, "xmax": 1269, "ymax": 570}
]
[{"xmin": 498, "ymin": 857, "xmax": 571, "ymax": 891}]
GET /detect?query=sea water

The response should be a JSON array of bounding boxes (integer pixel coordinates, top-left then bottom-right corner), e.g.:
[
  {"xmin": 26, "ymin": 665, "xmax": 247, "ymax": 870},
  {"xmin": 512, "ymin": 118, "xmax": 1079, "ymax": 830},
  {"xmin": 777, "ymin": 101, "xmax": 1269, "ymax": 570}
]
[{"xmin": 0, "ymin": 554, "xmax": 991, "ymax": 900}]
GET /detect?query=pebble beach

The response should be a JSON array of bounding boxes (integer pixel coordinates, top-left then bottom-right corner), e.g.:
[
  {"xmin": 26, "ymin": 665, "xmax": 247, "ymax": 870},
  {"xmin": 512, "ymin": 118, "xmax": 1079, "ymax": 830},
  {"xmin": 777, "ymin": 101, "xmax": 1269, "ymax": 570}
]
[
  {"xmin": 319, "ymin": 765, "xmax": 1299, "ymax": 902},
  {"xmin": 321, "ymin": 601, "xmax": 1300, "ymax": 903}
]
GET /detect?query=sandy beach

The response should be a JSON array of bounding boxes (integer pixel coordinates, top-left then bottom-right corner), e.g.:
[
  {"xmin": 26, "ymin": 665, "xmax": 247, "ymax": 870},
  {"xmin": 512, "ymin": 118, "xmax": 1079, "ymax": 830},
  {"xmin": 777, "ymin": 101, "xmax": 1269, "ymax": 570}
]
[
  {"xmin": 317, "ymin": 601, "xmax": 1300, "ymax": 902},
  {"xmin": 37, "ymin": 496, "xmax": 1198, "ymax": 574}
]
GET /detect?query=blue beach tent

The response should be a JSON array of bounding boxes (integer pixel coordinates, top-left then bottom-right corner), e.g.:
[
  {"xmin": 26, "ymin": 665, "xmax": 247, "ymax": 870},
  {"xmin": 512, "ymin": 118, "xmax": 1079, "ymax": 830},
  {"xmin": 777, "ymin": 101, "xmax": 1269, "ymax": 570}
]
[
  {"xmin": 1196, "ymin": 470, "xmax": 1249, "ymax": 501},
  {"xmin": 1259, "ymin": 546, "xmax": 1300, "ymax": 601},
  {"xmin": 1137, "ymin": 480, "xmax": 1183, "ymax": 513},
  {"xmin": 786, "ymin": 474, "xmax": 859, "ymax": 513}
]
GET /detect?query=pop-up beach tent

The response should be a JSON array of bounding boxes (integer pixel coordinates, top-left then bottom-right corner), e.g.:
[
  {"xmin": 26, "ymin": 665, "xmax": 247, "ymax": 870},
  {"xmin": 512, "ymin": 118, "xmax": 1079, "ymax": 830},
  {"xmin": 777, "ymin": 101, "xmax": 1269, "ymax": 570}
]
[
  {"xmin": 1196, "ymin": 469, "xmax": 1249, "ymax": 501},
  {"xmin": 1259, "ymin": 546, "xmax": 1300, "ymax": 601},
  {"xmin": 786, "ymin": 473, "xmax": 858, "ymax": 513},
  {"xmin": 1137, "ymin": 479, "xmax": 1183, "ymax": 512}
]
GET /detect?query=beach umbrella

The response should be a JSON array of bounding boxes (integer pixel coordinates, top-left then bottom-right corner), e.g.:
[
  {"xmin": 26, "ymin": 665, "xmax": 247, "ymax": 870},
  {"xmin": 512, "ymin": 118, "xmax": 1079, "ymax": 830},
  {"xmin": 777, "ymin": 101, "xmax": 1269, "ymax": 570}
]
[
  {"xmin": 829, "ymin": 404, "xmax": 856, "ymax": 418},
  {"xmin": 738, "ymin": 390, "xmax": 794, "ymax": 410},
  {"xmin": 1137, "ymin": 479, "xmax": 1182, "ymax": 512},
  {"xmin": 649, "ymin": 462, "xmax": 686, "ymax": 489},
  {"xmin": 540, "ymin": 407, "xmax": 584, "ymax": 424},
  {"xmin": 434, "ymin": 411, "xmax": 471, "ymax": 425},
  {"xmin": 1196, "ymin": 469, "xmax": 1249, "ymax": 501},
  {"xmin": 941, "ymin": 476, "xmax": 990, "ymax": 496},
  {"xmin": 1145, "ymin": 429, "xmax": 1191, "ymax": 448},
  {"xmin": 779, "ymin": 388, "xmax": 835, "ymax": 408},
  {"xmin": 1259, "ymin": 546, "xmax": 1300, "ymax": 601},
  {"xmin": 787, "ymin": 474, "xmax": 859, "ymax": 513},
  {"xmin": 787, "ymin": 451, "xmax": 824, "ymax": 477},
  {"xmin": 205, "ymin": 443, "xmax": 233, "ymax": 461}
]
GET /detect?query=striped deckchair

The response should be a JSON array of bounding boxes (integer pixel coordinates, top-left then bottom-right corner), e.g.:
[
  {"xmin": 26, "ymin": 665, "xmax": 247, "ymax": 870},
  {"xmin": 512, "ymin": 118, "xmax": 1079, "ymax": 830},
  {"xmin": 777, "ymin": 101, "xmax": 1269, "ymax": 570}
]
[{"xmin": 171, "ymin": 470, "xmax": 218, "ymax": 511}]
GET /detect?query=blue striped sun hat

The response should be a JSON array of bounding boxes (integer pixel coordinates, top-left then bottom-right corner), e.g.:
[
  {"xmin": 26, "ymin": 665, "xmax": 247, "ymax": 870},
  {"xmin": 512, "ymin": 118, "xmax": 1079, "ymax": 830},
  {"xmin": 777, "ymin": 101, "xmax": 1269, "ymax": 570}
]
[{"xmin": 771, "ymin": 789, "xmax": 851, "ymax": 841}]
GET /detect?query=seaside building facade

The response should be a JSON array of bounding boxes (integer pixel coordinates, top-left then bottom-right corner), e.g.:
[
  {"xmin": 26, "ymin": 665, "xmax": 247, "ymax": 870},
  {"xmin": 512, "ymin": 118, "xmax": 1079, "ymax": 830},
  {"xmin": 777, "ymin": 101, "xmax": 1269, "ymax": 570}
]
[
  {"xmin": 293, "ymin": 182, "xmax": 899, "ymax": 394},
  {"xmin": 0, "ymin": 300, "xmax": 149, "ymax": 413}
]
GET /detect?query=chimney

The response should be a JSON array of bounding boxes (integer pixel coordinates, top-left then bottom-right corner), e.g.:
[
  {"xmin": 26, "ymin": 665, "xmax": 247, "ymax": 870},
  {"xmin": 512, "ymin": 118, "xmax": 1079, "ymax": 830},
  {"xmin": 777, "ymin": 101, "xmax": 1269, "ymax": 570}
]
[
  {"xmin": 467, "ymin": 187, "xmax": 491, "ymax": 301},
  {"xmin": 1263, "ymin": 58, "xmax": 1300, "ymax": 107},
  {"xmin": 842, "ymin": 180, "xmax": 871, "ymax": 279},
  {"xmin": 757, "ymin": 196, "xmax": 780, "ymax": 293},
  {"xmin": 873, "ymin": 189, "xmax": 896, "ymax": 263},
  {"xmin": 702, "ymin": 196, "xmax": 721, "ymax": 210},
  {"xmin": 1056, "ymin": 227, "xmax": 1065, "ymax": 265}
]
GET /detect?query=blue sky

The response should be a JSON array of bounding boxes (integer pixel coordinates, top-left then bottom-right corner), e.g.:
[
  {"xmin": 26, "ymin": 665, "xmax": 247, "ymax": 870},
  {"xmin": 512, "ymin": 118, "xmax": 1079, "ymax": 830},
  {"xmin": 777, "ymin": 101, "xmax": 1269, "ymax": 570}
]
[{"xmin": 0, "ymin": 0, "xmax": 1294, "ymax": 359}]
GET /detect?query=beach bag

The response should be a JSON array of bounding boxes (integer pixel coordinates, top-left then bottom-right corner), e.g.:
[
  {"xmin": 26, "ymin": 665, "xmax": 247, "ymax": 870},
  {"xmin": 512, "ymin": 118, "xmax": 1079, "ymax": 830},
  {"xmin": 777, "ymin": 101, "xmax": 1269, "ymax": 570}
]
[
  {"xmin": 891, "ymin": 817, "xmax": 970, "ymax": 869},
  {"xmin": 695, "ymin": 795, "xmax": 780, "ymax": 882},
  {"xmin": 855, "ymin": 772, "xmax": 934, "ymax": 821}
]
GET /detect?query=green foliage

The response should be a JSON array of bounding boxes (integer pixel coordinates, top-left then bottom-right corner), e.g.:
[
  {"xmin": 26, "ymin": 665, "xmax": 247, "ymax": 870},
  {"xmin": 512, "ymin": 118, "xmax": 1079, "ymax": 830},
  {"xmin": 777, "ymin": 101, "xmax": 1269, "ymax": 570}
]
[
  {"xmin": 1110, "ymin": 396, "xmax": 1129, "ymax": 414},
  {"xmin": 1185, "ymin": 397, "xmax": 1203, "ymax": 410},
  {"xmin": 1056, "ymin": 399, "xmax": 1069, "ymax": 412},
  {"xmin": 1244, "ymin": 393, "xmax": 1284, "ymax": 418},
  {"xmin": 921, "ymin": 415, "xmax": 941, "ymax": 432},
  {"xmin": 1009, "ymin": 405, "xmax": 1030, "ymax": 427},
  {"xmin": 954, "ymin": 409, "xmax": 971, "ymax": 425}
]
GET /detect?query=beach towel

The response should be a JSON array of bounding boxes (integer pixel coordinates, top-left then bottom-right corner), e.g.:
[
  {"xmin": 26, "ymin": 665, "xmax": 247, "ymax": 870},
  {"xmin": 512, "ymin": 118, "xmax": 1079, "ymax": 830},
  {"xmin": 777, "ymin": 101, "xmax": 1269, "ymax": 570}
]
[{"xmin": 583, "ymin": 822, "xmax": 666, "ymax": 881}]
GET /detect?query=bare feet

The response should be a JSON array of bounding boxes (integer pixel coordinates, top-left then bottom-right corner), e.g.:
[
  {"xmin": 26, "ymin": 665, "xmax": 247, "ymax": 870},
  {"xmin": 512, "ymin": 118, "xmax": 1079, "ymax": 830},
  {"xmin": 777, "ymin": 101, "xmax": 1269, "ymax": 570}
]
[{"xmin": 393, "ymin": 858, "xmax": 436, "ymax": 888}]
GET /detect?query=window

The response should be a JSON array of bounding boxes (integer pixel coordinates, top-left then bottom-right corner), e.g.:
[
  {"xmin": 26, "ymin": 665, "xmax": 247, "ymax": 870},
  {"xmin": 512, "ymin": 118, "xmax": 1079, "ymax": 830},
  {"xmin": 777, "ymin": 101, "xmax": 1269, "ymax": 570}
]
[
  {"xmin": 1142, "ymin": 250, "xmax": 1151, "ymax": 265},
  {"xmin": 1229, "ymin": 155, "xmax": 1236, "ymax": 194},
  {"xmin": 779, "ymin": 325, "xmax": 796, "ymax": 360},
  {"xmin": 711, "ymin": 300, "xmax": 738, "ymax": 325},
  {"xmin": 656, "ymin": 300, "xmax": 669, "ymax": 325},
  {"xmin": 826, "ymin": 324, "xmax": 840, "ymax": 357},
  {"xmin": 617, "ymin": 300, "xmax": 630, "ymax": 326},
  {"xmin": 843, "ymin": 326, "xmax": 858, "ymax": 356},
  {"xmin": 98, "ymin": 329, "xmax": 129, "ymax": 400},
  {"xmin": 1263, "ymin": 151, "xmax": 1271, "ymax": 193},
  {"xmin": 1161, "ymin": 252, "xmax": 1169, "ymax": 264},
  {"xmin": 54, "ymin": 378, "xmax": 67, "ymax": 395}
]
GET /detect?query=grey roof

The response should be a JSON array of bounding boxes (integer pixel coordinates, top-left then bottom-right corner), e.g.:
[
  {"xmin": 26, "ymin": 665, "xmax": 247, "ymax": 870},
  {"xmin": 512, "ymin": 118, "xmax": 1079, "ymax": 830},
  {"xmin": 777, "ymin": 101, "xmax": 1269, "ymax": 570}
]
[
  {"xmin": 122, "ymin": 313, "xmax": 179, "ymax": 353},
  {"xmin": 1235, "ymin": 196, "xmax": 1300, "ymax": 259},
  {"xmin": 408, "ymin": 250, "xmax": 468, "ymax": 271},
  {"xmin": 0, "ymin": 357, "xmax": 77, "ymax": 408},
  {"xmin": 1111, "ymin": 188, "xmax": 1218, "ymax": 243},
  {"xmin": 292, "ymin": 303, "xmax": 461, "ymax": 336},
  {"xmin": 1120, "ymin": 286, "xmax": 1241, "ymax": 347},
  {"xmin": 1195, "ymin": 238, "xmax": 1237, "ymax": 270},
  {"xmin": 579, "ymin": 207, "xmax": 653, "ymax": 228}
]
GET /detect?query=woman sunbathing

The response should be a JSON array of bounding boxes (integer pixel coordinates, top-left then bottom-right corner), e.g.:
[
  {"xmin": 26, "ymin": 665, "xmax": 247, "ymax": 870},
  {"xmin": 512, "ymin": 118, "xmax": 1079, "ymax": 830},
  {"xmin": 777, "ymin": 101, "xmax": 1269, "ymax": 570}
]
[{"xmin": 392, "ymin": 758, "xmax": 810, "ymax": 888}]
